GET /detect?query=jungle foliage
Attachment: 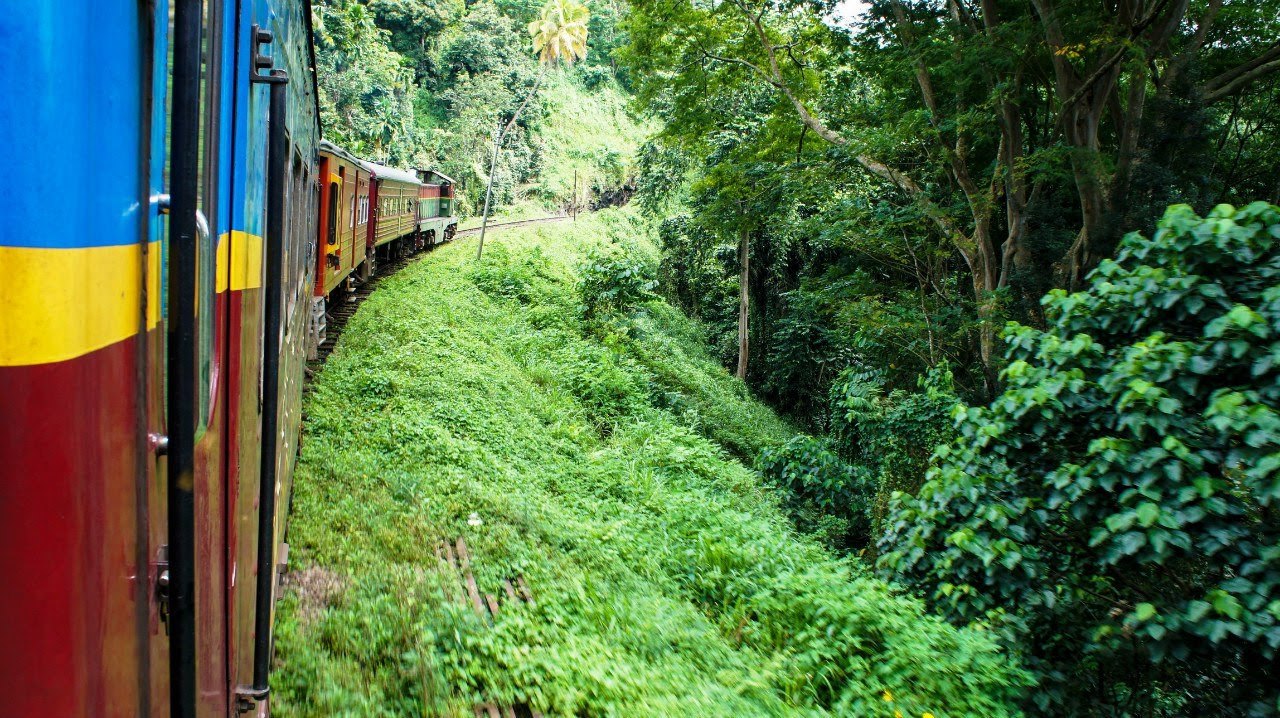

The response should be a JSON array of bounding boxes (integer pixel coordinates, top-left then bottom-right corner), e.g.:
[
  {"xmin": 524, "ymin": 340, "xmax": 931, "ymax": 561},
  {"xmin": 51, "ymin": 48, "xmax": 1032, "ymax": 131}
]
[
  {"xmin": 626, "ymin": 0, "xmax": 1280, "ymax": 402},
  {"xmin": 882, "ymin": 203, "xmax": 1280, "ymax": 715},
  {"xmin": 312, "ymin": 0, "xmax": 639, "ymax": 215},
  {"xmin": 620, "ymin": 0, "xmax": 1280, "ymax": 713},
  {"xmin": 273, "ymin": 210, "xmax": 1028, "ymax": 717},
  {"xmin": 297, "ymin": 0, "xmax": 1280, "ymax": 712}
]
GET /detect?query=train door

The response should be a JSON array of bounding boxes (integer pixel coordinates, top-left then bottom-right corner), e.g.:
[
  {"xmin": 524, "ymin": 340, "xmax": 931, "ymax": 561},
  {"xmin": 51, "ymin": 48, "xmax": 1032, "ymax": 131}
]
[
  {"xmin": 225, "ymin": 1, "xmax": 275, "ymax": 711},
  {"xmin": 340, "ymin": 165, "xmax": 355, "ymax": 277},
  {"xmin": 224, "ymin": 2, "xmax": 322, "ymax": 713},
  {"xmin": 354, "ymin": 171, "xmax": 370, "ymax": 278},
  {"xmin": 161, "ymin": 0, "xmax": 237, "ymax": 714},
  {"xmin": 321, "ymin": 160, "xmax": 339, "ymax": 291},
  {"xmin": 0, "ymin": 2, "xmax": 173, "ymax": 715},
  {"xmin": 144, "ymin": 0, "xmax": 172, "ymax": 714}
]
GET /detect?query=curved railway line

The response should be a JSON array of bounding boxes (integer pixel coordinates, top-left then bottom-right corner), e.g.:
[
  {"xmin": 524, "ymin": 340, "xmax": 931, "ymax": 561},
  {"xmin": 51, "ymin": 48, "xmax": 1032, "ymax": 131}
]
[{"xmin": 307, "ymin": 213, "xmax": 570, "ymax": 369}]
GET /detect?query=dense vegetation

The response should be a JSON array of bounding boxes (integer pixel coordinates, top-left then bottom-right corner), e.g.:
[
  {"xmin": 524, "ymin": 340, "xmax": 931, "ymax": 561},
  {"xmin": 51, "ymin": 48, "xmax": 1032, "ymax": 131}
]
[
  {"xmin": 296, "ymin": 0, "xmax": 1280, "ymax": 713},
  {"xmin": 627, "ymin": 0, "xmax": 1280, "ymax": 403},
  {"xmin": 621, "ymin": 0, "xmax": 1280, "ymax": 712},
  {"xmin": 274, "ymin": 211, "xmax": 1028, "ymax": 716},
  {"xmin": 313, "ymin": 0, "xmax": 639, "ymax": 216},
  {"xmin": 885, "ymin": 203, "xmax": 1280, "ymax": 714}
]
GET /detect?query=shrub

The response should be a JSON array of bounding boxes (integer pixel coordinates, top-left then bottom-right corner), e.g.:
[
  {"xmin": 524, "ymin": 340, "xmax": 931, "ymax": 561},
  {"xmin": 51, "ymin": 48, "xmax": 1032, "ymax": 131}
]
[
  {"xmin": 556, "ymin": 339, "xmax": 650, "ymax": 431},
  {"xmin": 879, "ymin": 203, "xmax": 1280, "ymax": 715},
  {"xmin": 578, "ymin": 246, "xmax": 657, "ymax": 321},
  {"xmin": 828, "ymin": 366, "xmax": 958, "ymax": 547},
  {"xmin": 577, "ymin": 64, "xmax": 613, "ymax": 90},
  {"xmin": 466, "ymin": 244, "xmax": 554, "ymax": 303},
  {"xmin": 756, "ymin": 435, "xmax": 869, "ymax": 549}
]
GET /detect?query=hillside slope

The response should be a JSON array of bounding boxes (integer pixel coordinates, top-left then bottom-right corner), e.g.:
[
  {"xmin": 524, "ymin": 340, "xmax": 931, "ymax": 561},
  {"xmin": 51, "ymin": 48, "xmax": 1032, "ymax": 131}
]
[
  {"xmin": 272, "ymin": 210, "xmax": 1026, "ymax": 717},
  {"xmin": 460, "ymin": 74, "xmax": 645, "ymax": 226}
]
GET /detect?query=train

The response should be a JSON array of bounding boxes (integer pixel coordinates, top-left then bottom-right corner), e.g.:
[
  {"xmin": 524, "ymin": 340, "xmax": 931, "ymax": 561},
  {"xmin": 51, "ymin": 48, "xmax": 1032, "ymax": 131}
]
[
  {"xmin": 0, "ymin": 2, "xmax": 455, "ymax": 716},
  {"xmin": 312, "ymin": 143, "xmax": 457, "ymax": 355}
]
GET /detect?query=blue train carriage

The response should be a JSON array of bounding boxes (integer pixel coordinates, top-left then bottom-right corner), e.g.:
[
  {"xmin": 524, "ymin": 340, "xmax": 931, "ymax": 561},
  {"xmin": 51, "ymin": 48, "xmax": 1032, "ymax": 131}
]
[{"xmin": 0, "ymin": 0, "xmax": 321, "ymax": 715}]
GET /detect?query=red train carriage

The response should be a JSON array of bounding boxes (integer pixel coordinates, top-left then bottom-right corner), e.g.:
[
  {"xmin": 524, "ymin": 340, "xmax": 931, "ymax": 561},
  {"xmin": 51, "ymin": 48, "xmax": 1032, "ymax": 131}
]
[
  {"xmin": 311, "ymin": 141, "xmax": 372, "ymax": 356},
  {"xmin": 362, "ymin": 160, "xmax": 423, "ymax": 267}
]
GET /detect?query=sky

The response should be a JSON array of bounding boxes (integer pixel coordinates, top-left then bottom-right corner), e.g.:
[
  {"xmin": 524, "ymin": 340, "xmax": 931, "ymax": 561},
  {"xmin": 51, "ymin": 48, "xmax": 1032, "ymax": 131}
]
[{"xmin": 828, "ymin": 0, "xmax": 872, "ymax": 32}]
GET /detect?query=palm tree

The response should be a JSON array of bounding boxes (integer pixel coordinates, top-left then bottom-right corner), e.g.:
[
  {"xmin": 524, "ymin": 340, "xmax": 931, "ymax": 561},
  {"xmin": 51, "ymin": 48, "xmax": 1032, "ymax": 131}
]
[
  {"xmin": 476, "ymin": 0, "xmax": 589, "ymax": 260},
  {"xmin": 529, "ymin": 0, "xmax": 589, "ymax": 66}
]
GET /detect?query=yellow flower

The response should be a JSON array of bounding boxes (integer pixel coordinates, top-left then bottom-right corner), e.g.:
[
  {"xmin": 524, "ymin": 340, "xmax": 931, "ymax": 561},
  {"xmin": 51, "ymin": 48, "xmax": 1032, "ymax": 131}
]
[
  {"xmin": 923, "ymin": 713, "xmax": 936, "ymax": 718},
  {"xmin": 894, "ymin": 712, "xmax": 903, "ymax": 718},
  {"xmin": 882, "ymin": 690, "xmax": 893, "ymax": 702}
]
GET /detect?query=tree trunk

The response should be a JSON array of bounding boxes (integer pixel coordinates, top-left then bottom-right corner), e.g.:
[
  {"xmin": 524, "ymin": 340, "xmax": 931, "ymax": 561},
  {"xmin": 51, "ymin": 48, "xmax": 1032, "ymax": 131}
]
[
  {"xmin": 736, "ymin": 225, "xmax": 749, "ymax": 380},
  {"xmin": 968, "ymin": 218, "xmax": 1000, "ymax": 396}
]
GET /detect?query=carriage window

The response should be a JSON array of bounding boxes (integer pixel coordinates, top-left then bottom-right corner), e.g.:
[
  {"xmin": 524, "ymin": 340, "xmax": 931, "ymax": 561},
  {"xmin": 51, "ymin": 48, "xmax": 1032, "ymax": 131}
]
[{"xmin": 326, "ymin": 181, "xmax": 338, "ymax": 245}]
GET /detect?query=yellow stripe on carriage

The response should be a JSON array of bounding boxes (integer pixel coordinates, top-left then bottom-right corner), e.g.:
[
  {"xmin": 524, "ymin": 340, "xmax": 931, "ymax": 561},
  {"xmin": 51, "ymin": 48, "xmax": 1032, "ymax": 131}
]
[
  {"xmin": 1, "ymin": 230, "xmax": 266, "ymax": 366},
  {"xmin": 0, "ymin": 242, "xmax": 161, "ymax": 367},
  {"xmin": 215, "ymin": 230, "xmax": 264, "ymax": 292}
]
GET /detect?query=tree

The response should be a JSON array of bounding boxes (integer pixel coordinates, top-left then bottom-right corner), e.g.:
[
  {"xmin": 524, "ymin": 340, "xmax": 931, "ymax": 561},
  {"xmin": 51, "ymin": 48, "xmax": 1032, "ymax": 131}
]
[
  {"xmin": 313, "ymin": 0, "xmax": 422, "ymax": 164},
  {"xmin": 368, "ymin": 0, "xmax": 461, "ymax": 82},
  {"xmin": 625, "ymin": 0, "xmax": 1280, "ymax": 387},
  {"xmin": 880, "ymin": 203, "xmax": 1280, "ymax": 715},
  {"xmin": 529, "ymin": 0, "xmax": 589, "ymax": 65},
  {"xmin": 476, "ymin": 0, "xmax": 589, "ymax": 260}
]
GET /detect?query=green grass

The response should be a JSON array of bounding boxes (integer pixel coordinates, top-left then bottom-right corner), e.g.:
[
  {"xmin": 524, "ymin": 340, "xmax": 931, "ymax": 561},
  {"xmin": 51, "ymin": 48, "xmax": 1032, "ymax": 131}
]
[{"xmin": 272, "ymin": 209, "xmax": 1027, "ymax": 717}]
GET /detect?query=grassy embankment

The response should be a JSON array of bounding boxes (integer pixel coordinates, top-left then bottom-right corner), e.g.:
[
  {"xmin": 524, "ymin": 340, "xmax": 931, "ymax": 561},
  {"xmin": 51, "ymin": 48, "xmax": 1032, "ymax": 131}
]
[{"xmin": 273, "ymin": 210, "xmax": 1027, "ymax": 717}]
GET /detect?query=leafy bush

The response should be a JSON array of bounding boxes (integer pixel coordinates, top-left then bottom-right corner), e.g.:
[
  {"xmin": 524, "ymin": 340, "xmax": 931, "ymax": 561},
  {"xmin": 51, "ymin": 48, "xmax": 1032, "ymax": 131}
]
[
  {"xmin": 577, "ymin": 247, "xmax": 657, "ymax": 321},
  {"xmin": 554, "ymin": 339, "xmax": 650, "ymax": 433},
  {"xmin": 828, "ymin": 366, "xmax": 958, "ymax": 548},
  {"xmin": 465, "ymin": 243, "xmax": 555, "ymax": 303},
  {"xmin": 756, "ymin": 435, "xmax": 869, "ymax": 549},
  {"xmin": 880, "ymin": 203, "xmax": 1280, "ymax": 715},
  {"xmin": 577, "ymin": 64, "xmax": 613, "ymax": 90}
]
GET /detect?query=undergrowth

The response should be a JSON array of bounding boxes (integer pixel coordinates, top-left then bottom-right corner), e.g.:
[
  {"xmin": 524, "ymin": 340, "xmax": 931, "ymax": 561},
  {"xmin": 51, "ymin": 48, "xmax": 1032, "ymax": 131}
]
[{"xmin": 273, "ymin": 209, "xmax": 1027, "ymax": 716}]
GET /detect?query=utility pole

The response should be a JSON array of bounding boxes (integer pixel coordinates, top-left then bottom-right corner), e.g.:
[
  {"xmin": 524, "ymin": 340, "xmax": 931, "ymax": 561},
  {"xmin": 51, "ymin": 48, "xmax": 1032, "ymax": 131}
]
[
  {"xmin": 572, "ymin": 169, "xmax": 578, "ymax": 221},
  {"xmin": 476, "ymin": 122, "xmax": 501, "ymax": 261},
  {"xmin": 476, "ymin": 70, "xmax": 544, "ymax": 261}
]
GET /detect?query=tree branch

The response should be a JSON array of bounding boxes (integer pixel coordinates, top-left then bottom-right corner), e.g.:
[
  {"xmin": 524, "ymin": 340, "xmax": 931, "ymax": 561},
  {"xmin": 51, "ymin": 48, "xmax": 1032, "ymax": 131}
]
[
  {"xmin": 1202, "ymin": 43, "xmax": 1280, "ymax": 104},
  {"xmin": 699, "ymin": 0, "xmax": 971, "ymax": 249},
  {"xmin": 1163, "ymin": 0, "xmax": 1220, "ymax": 92}
]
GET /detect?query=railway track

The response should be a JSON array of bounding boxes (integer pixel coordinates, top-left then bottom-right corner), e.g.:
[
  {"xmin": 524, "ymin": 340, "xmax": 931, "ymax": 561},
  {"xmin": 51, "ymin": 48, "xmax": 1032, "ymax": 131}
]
[
  {"xmin": 454, "ymin": 213, "xmax": 569, "ymax": 236},
  {"xmin": 306, "ymin": 213, "xmax": 569, "ymax": 371}
]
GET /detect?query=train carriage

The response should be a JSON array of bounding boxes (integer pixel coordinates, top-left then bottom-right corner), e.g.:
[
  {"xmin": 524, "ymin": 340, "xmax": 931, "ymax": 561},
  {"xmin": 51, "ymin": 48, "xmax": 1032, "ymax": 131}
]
[
  {"xmin": 0, "ymin": 1, "xmax": 468, "ymax": 715},
  {"xmin": 362, "ymin": 160, "xmax": 423, "ymax": 263},
  {"xmin": 311, "ymin": 141, "xmax": 372, "ymax": 355},
  {"xmin": 416, "ymin": 169, "xmax": 460, "ymax": 245},
  {"xmin": 0, "ymin": 1, "xmax": 320, "ymax": 716}
]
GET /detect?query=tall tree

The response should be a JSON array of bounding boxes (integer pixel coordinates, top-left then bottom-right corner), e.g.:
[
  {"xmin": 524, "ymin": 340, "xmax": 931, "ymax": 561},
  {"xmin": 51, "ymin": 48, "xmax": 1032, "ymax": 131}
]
[{"xmin": 626, "ymin": 0, "xmax": 1280, "ymax": 386}]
